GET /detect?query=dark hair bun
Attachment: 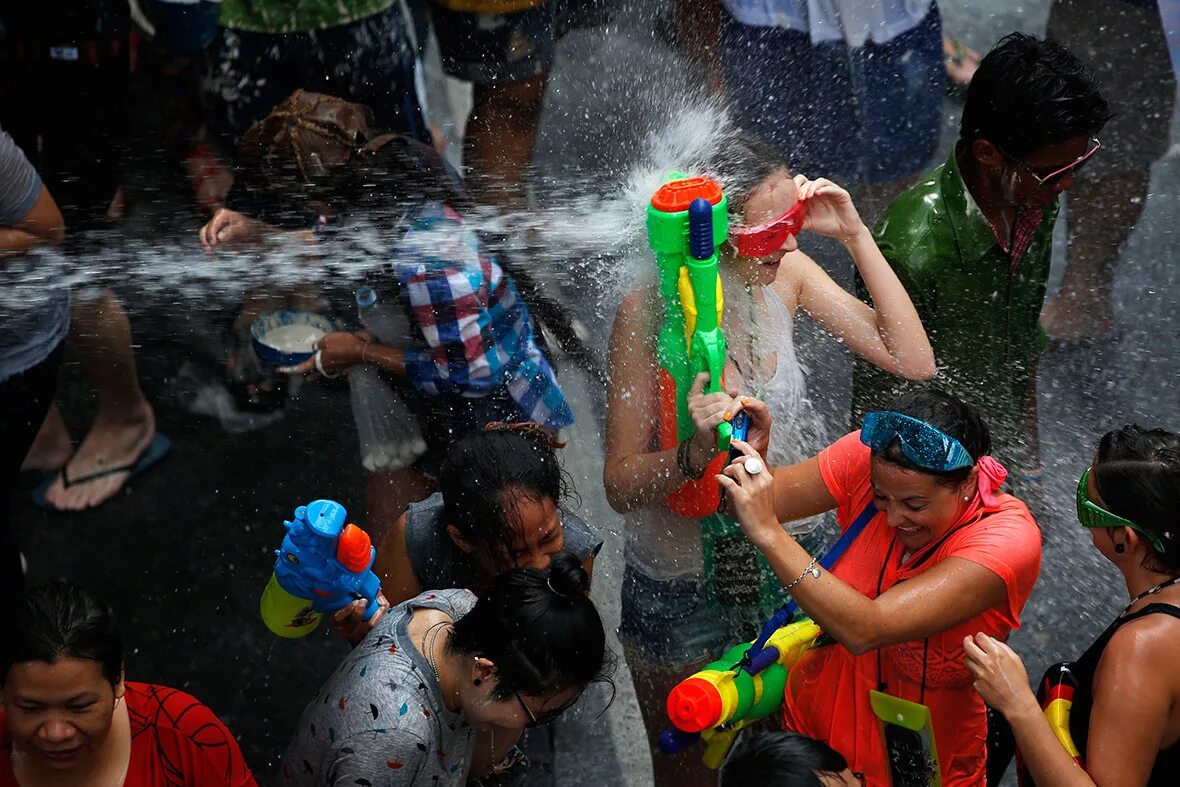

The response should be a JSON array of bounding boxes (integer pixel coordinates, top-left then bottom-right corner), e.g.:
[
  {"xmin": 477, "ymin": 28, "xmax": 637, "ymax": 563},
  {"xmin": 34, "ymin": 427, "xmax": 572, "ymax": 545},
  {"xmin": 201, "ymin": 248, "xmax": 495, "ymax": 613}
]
[{"xmin": 547, "ymin": 551, "xmax": 590, "ymax": 599}]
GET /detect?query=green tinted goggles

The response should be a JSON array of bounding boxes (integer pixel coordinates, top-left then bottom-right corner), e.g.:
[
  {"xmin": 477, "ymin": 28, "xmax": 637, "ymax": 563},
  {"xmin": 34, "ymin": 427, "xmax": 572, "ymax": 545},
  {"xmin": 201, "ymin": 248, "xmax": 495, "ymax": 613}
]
[{"xmin": 1076, "ymin": 467, "xmax": 1165, "ymax": 554}]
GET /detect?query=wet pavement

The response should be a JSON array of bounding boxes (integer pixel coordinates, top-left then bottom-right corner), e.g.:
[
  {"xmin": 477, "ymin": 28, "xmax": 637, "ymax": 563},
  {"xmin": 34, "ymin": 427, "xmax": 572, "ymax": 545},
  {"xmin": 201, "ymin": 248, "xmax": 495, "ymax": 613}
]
[{"xmin": 13, "ymin": 0, "xmax": 1180, "ymax": 785}]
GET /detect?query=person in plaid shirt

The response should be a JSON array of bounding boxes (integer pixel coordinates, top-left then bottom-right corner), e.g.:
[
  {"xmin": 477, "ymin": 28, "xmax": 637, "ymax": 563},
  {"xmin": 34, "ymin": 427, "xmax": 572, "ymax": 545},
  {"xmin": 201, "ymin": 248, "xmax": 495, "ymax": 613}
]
[{"xmin": 201, "ymin": 92, "xmax": 572, "ymax": 525}]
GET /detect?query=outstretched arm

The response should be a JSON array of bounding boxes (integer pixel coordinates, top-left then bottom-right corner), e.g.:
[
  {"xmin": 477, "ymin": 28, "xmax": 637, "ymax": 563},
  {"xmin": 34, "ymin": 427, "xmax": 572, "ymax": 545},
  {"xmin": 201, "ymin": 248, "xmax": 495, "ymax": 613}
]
[
  {"xmin": 1, "ymin": 184, "xmax": 64, "ymax": 260},
  {"xmin": 783, "ymin": 176, "xmax": 935, "ymax": 380}
]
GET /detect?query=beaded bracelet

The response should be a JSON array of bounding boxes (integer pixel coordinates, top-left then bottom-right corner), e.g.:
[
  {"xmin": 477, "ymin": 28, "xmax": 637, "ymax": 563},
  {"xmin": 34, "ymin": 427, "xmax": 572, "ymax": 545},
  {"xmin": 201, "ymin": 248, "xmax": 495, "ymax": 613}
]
[{"xmin": 786, "ymin": 557, "xmax": 821, "ymax": 593}]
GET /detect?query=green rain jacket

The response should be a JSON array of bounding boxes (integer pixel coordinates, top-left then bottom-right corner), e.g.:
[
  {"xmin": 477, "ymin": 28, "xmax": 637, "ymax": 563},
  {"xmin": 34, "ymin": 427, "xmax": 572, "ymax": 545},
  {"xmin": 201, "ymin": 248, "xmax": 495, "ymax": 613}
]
[{"xmin": 851, "ymin": 148, "xmax": 1059, "ymax": 461}]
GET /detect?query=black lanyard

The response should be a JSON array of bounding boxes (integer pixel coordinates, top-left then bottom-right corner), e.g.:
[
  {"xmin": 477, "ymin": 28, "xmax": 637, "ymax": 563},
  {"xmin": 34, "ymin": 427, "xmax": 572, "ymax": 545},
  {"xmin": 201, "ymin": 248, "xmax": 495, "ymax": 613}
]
[{"xmin": 875, "ymin": 535, "xmax": 930, "ymax": 705}]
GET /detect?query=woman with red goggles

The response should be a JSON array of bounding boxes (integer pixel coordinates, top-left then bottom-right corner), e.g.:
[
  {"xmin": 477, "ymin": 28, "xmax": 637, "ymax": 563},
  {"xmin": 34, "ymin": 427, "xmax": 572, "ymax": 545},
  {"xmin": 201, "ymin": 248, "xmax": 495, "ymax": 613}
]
[{"xmin": 603, "ymin": 136, "xmax": 934, "ymax": 787}]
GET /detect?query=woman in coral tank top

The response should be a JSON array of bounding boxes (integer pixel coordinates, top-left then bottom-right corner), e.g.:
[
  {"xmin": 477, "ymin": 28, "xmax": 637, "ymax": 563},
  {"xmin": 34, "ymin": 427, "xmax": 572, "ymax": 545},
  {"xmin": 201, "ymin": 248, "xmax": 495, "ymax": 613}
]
[{"xmin": 719, "ymin": 389, "xmax": 1043, "ymax": 786}]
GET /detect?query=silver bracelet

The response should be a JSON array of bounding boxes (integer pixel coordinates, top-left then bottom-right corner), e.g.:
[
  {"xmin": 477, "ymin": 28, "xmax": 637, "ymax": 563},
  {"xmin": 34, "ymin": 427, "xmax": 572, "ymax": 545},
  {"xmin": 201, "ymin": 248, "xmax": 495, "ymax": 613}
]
[{"xmin": 785, "ymin": 557, "xmax": 821, "ymax": 592}]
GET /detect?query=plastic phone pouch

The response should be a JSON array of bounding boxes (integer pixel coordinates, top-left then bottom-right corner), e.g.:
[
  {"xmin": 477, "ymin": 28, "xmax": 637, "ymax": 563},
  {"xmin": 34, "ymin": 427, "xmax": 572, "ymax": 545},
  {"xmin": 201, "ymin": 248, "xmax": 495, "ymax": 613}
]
[{"xmin": 869, "ymin": 690, "xmax": 943, "ymax": 787}]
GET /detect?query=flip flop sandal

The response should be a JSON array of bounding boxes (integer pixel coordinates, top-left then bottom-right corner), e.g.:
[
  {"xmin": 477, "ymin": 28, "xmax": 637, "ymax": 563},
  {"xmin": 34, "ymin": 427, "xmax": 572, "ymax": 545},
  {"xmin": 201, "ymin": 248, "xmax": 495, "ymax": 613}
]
[{"xmin": 30, "ymin": 433, "xmax": 173, "ymax": 511}]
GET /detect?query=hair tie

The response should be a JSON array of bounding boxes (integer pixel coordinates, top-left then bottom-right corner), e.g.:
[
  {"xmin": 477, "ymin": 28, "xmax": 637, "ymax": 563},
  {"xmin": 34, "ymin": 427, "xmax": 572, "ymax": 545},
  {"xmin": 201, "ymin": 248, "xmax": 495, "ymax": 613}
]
[
  {"xmin": 974, "ymin": 455, "xmax": 1008, "ymax": 506},
  {"xmin": 483, "ymin": 421, "xmax": 567, "ymax": 450},
  {"xmin": 546, "ymin": 576, "xmax": 574, "ymax": 600}
]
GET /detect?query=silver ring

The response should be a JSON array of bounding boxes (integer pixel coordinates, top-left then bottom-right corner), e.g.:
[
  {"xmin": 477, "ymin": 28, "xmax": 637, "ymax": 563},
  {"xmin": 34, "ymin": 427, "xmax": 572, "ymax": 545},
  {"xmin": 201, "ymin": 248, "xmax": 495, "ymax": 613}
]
[
  {"xmin": 313, "ymin": 350, "xmax": 340, "ymax": 379},
  {"xmin": 743, "ymin": 457, "xmax": 765, "ymax": 475}
]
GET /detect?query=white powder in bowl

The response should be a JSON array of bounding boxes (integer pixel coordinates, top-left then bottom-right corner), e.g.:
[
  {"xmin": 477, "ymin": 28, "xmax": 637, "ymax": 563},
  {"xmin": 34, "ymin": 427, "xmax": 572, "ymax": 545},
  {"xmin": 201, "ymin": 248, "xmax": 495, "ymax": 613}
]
[{"xmin": 262, "ymin": 324, "xmax": 326, "ymax": 353}]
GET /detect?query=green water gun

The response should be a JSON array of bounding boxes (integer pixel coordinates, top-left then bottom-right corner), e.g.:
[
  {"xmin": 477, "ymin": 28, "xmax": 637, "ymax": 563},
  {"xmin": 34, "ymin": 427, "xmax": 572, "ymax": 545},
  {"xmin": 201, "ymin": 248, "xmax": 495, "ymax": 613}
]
[{"xmin": 647, "ymin": 173, "xmax": 731, "ymax": 517}]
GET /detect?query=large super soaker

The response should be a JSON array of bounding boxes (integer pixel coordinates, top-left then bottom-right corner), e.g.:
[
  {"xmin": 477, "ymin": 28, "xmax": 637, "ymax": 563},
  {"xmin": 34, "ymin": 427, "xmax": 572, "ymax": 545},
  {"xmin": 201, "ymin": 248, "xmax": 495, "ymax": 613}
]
[
  {"xmin": 648, "ymin": 174, "xmax": 732, "ymax": 516},
  {"xmin": 661, "ymin": 620, "xmax": 822, "ymax": 768},
  {"xmin": 259, "ymin": 500, "xmax": 382, "ymax": 638}
]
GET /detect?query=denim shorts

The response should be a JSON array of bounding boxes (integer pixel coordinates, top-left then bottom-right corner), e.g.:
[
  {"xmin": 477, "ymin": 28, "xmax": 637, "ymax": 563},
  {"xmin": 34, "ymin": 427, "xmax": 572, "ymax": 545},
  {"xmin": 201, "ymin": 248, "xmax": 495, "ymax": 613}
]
[
  {"xmin": 618, "ymin": 565, "xmax": 734, "ymax": 668},
  {"xmin": 431, "ymin": 2, "xmax": 556, "ymax": 84},
  {"xmin": 720, "ymin": 2, "xmax": 943, "ymax": 183}
]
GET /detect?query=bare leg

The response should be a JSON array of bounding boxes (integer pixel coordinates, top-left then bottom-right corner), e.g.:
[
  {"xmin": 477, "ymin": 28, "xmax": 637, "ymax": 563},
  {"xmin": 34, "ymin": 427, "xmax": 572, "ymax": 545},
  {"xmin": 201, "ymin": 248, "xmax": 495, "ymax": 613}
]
[
  {"xmin": 1041, "ymin": 170, "xmax": 1149, "ymax": 340},
  {"xmin": 44, "ymin": 289, "xmax": 155, "ymax": 511},
  {"xmin": 623, "ymin": 643, "xmax": 716, "ymax": 787},
  {"xmin": 366, "ymin": 468, "xmax": 436, "ymax": 544},
  {"xmin": 463, "ymin": 74, "xmax": 549, "ymax": 208},
  {"xmin": 20, "ymin": 403, "xmax": 72, "ymax": 473}
]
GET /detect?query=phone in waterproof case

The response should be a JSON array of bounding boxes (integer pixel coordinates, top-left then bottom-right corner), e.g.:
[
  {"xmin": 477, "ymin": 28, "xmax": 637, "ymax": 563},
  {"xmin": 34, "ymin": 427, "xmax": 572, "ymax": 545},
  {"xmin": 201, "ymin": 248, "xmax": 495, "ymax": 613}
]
[
  {"xmin": 869, "ymin": 690, "xmax": 942, "ymax": 787},
  {"xmin": 717, "ymin": 410, "xmax": 750, "ymax": 514}
]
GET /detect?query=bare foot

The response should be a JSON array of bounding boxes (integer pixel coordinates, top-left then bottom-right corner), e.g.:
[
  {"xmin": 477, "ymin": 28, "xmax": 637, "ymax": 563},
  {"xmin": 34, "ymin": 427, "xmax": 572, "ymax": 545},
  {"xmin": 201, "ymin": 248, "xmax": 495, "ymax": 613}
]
[
  {"xmin": 43, "ymin": 404, "xmax": 156, "ymax": 511},
  {"xmin": 1041, "ymin": 291, "xmax": 1115, "ymax": 341},
  {"xmin": 20, "ymin": 404, "xmax": 73, "ymax": 473},
  {"xmin": 943, "ymin": 35, "xmax": 980, "ymax": 88}
]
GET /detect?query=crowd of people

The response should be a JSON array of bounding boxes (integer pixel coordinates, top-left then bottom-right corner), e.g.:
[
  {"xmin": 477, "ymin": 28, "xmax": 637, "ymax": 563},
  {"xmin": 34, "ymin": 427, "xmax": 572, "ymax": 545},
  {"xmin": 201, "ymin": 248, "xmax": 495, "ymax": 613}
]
[{"xmin": 2, "ymin": 0, "xmax": 1179, "ymax": 786}]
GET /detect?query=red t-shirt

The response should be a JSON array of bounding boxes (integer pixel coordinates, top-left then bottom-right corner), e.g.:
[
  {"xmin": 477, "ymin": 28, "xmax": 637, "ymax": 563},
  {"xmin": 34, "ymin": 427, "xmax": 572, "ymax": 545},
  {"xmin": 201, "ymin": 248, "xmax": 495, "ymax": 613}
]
[
  {"xmin": 781, "ymin": 432, "xmax": 1042, "ymax": 787},
  {"xmin": 0, "ymin": 682, "xmax": 257, "ymax": 787}
]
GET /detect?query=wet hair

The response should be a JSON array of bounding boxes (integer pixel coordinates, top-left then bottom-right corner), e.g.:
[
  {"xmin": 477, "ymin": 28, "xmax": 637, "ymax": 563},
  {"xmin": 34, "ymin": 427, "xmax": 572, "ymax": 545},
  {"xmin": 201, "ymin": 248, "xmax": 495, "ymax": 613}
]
[
  {"xmin": 874, "ymin": 389, "xmax": 992, "ymax": 487},
  {"xmin": 720, "ymin": 731, "xmax": 851, "ymax": 787},
  {"xmin": 446, "ymin": 551, "xmax": 611, "ymax": 700},
  {"xmin": 1094, "ymin": 425, "xmax": 1180, "ymax": 571},
  {"xmin": 237, "ymin": 90, "xmax": 470, "ymax": 227},
  {"xmin": 961, "ymin": 32, "xmax": 1110, "ymax": 159},
  {"xmin": 701, "ymin": 133, "xmax": 791, "ymax": 223},
  {"xmin": 2, "ymin": 580, "xmax": 123, "ymax": 687},
  {"xmin": 439, "ymin": 423, "xmax": 574, "ymax": 567}
]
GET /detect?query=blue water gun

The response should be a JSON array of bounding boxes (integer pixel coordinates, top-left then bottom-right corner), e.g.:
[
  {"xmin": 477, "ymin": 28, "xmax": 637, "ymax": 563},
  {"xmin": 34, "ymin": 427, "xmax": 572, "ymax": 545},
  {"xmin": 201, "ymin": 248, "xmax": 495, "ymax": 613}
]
[{"xmin": 259, "ymin": 500, "xmax": 382, "ymax": 638}]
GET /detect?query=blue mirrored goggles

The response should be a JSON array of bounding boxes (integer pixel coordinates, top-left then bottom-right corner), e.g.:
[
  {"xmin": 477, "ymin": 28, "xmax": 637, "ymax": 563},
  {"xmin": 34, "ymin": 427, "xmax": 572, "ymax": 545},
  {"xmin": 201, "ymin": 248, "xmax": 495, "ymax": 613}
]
[{"xmin": 860, "ymin": 411, "xmax": 975, "ymax": 472}]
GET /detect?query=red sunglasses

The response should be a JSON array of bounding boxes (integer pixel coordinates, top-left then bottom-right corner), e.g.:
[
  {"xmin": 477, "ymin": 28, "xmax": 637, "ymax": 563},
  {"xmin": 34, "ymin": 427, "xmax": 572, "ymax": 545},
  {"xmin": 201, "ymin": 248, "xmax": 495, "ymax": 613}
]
[
  {"xmin": 1002, "ymin": 137, "xmax": 1101, "ymax": 188},
  {"xmin": 730, "ymin": 200, "xmax": 808, "ymax": 258}
]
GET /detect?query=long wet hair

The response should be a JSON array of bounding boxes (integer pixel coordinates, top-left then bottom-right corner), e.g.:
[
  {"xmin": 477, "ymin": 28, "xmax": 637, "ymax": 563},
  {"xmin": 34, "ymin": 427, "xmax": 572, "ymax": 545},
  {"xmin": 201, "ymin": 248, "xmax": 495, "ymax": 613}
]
[
  {"xmin": 439, "ymin": 423, "xmax": 574, "ymax": 568},
  {"xmin": 961, "ymin": 32, "xmax": 1110, "ymax": 159},
  {"xmin": 873, "ymin": 389, "xmax": 992, "ymax": 488},
  {"xmin": 721, "ymin": 731, "xmax": 851, "ymax": 787},
  {"xmin": 446, "ymin": 551, "xmax": 611, "ymax": 700},
  {"xmin": 2, "ymin": 580, "xmax": 123, "ymax": 687},
  {"xmin": 1094, "ymin": 425, "xmax": 1180, "ymax": 572}
]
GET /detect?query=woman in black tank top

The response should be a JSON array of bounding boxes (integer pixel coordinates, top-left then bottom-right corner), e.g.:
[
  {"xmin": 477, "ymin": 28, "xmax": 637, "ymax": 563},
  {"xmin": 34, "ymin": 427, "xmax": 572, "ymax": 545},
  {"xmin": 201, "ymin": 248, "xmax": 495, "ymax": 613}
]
[{"xmin": 963, "ymin": 424, "xmax": 1180, "ymax": 786}]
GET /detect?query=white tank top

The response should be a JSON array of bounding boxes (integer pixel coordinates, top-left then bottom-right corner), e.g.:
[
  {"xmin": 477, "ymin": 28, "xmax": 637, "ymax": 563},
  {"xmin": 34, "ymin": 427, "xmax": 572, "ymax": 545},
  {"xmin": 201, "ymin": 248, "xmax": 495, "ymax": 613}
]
[{"xmin": 624, "ymin": 285, "xmax": 830, "ymax": 580}]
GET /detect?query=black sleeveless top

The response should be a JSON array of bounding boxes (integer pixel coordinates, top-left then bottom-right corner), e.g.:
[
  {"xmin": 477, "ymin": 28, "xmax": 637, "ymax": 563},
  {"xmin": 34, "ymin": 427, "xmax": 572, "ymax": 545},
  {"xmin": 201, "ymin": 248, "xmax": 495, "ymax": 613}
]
[{"xmin": 1069, "ymin": 603, "xmax": 1180, "ymax": 785}]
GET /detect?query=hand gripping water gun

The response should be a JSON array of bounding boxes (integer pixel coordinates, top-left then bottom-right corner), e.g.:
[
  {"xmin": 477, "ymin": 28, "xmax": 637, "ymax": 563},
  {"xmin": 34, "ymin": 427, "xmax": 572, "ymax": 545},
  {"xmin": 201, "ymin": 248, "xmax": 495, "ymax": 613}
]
[
  {"xmin": 259, "ymin": 500, "xmax": 382, "ymax": 638},
  {"xmin": 661, "ymin": 502, "xmax": 881, "ymax": 767},
  {"xmin": 1016, "ymin": 663, "xmax": 1083, "ymax": 786},
  {"xmin": 660, "ymin": 620, "xmax": 822, "ymax": 768},
  {"xmin": 648, "ymin": 174, "xmax": 731, "ymax": 517}
]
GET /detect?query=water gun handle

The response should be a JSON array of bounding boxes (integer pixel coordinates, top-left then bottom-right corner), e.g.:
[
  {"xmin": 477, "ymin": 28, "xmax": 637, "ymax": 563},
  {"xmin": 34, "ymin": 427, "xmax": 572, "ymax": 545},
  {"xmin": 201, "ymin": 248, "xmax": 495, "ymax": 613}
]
[
  {"xmin": 746, "ymin": 645, "xmax": 782, "ymax": 674},
  {"xmin": 658, "ymin": 727, "xmax": 700, "ymax": 755}
]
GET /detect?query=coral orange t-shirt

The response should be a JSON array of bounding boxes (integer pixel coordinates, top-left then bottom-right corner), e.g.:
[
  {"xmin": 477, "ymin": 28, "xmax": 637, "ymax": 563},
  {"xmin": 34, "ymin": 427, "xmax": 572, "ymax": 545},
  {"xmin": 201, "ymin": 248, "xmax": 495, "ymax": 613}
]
[
  {"xmin": 0, "ymin": 682, "xmax": 257, "ymax": 787},
  {"xmin": 781, "ymin": 432, "xmax": 1042, "ymax": 787}
]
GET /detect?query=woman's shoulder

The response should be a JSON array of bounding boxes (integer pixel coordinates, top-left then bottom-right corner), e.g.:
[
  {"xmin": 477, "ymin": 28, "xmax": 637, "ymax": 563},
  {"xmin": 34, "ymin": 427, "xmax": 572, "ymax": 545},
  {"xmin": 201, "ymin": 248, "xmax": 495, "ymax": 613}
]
[{"xmin": 123, "ymin": 683, "xmax": 256, "ymax": 784}]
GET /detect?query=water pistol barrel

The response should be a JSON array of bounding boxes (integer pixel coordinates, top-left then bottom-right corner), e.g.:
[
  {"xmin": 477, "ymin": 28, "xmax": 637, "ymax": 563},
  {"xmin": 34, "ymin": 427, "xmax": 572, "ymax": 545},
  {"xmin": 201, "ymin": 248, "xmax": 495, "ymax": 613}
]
[
  {"xmin": 259, "ymin": 500, "xmax": 382, "ymax": 638},
  {"xmin": 665, "ymin": 620, "xmax": 822, "ymax": 734},
  {"xmin": 647, "ymin": 174, "xmax": 731, "ymax": 518}
]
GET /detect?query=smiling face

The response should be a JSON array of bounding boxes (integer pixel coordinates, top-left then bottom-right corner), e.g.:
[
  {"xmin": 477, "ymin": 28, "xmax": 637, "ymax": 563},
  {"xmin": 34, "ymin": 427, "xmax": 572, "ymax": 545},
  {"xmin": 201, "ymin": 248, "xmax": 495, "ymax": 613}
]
[
  {"xmin": 732, "ymin": 170, "xmax": 801, "ymax": 285},
  {"xmin": 869, "ymin": 457, "xmax": 974, "ymax": 553},
  {"xmin": 3, "ymin": 657, "xmax": 121, "ymax": 771}
]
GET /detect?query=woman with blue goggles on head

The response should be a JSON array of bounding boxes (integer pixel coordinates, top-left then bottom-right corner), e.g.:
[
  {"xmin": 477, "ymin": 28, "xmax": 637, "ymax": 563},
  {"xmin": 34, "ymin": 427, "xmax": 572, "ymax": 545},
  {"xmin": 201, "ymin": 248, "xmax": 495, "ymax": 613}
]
[{"xmin": 719, "ymin": 388, "xmax": 1043, "ymax": 787}]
